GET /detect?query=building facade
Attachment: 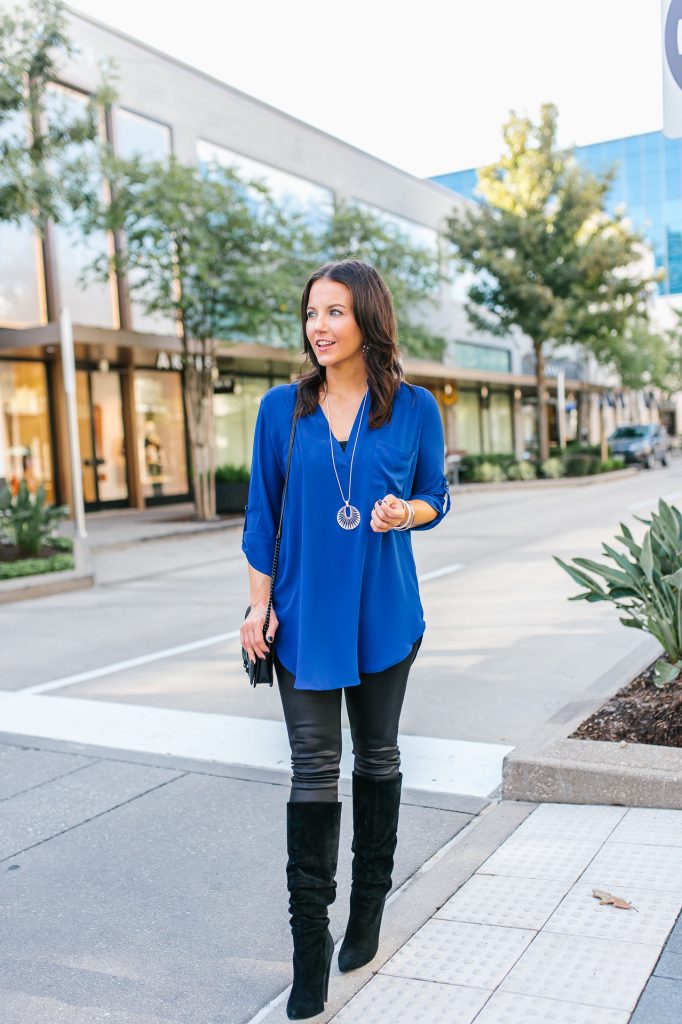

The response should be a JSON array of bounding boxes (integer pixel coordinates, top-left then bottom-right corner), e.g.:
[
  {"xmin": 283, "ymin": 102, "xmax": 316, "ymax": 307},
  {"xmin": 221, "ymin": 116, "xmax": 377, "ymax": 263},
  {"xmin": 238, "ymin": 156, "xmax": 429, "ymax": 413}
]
[{"xmin": 0, "ymin": 9, "xmax": 612, "ymax": 514}]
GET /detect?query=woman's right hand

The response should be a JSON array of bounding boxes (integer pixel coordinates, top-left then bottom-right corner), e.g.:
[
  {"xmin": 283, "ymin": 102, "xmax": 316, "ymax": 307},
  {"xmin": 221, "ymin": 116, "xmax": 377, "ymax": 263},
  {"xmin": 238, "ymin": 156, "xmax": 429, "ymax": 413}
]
[{"xmin": 241, "ymin": 601, "xmax": 279, "ymax": 664}]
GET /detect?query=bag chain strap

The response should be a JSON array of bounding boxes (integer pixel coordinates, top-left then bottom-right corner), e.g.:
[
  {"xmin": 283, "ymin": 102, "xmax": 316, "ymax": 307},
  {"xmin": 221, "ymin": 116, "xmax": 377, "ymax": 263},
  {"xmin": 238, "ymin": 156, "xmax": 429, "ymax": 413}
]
[{"xmin": 263, "ymin": 408, "xmax": 298, "ymax": 638}]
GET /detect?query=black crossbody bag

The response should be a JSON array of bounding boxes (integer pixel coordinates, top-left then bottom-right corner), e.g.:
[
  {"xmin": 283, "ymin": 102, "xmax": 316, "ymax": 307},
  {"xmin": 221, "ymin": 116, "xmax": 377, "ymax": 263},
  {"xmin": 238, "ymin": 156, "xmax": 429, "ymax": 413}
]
[{"xmin": 241, "ymin": 408, "xmax": 298, "ymax": 686}]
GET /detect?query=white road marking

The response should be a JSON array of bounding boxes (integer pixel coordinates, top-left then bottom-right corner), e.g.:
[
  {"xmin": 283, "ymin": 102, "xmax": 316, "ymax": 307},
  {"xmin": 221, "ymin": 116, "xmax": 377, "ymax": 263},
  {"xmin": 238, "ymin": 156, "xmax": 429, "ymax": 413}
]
[
  {"xmin": 628, "ymin": 491, "xmax": 682, "ymax": 513},
  {"xmin": 19, "ymin": 632, "xmax": 240, "ymax": 695},
  {"xmin": 17, "ymin": 565, "xmax": 465, "ymax": 695},
  {"xmin": 0, "ymin": 692, "xmax": 510, "ymax": 799},
  {"xmin": 418, "ymin": 562, "xmax": 464, "ymax": 582}
]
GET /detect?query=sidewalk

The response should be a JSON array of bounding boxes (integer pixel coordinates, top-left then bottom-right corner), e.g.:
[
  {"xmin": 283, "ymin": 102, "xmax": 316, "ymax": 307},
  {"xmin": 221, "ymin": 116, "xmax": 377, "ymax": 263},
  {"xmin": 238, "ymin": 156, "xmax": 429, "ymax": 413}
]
[{"xmin": 312, "ymin": 803, "xmax": 682, "ymax": 1024}]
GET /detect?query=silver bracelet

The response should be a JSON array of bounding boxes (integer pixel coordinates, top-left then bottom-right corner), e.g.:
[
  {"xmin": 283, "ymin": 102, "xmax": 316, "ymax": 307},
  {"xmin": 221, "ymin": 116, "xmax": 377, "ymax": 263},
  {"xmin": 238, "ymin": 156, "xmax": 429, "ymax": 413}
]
[{"xmin": 394, "ymin": 498, "xmax": 414, "ymax": 530}]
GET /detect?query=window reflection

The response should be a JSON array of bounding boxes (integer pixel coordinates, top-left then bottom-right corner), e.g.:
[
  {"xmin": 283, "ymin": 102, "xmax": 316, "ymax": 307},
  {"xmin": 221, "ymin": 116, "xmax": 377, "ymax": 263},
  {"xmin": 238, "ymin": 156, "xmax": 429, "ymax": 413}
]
[
  {"xmin": 113, "ymin": 108, "xmax": 175, "ymax": 335},
  {"xmin": 213, "ymin": 377, "xmax": 271, "ymax": 471},
  {"xmin": 46, "ymin": 84, "xmax": 116, "ymax": 327}
]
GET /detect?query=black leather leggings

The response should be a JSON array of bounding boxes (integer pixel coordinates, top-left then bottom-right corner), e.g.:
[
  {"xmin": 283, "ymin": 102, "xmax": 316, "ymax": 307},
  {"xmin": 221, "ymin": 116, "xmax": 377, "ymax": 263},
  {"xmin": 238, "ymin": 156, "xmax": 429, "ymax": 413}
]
[{"xmin": 275, "ymin": 636, "xmax": 423, "ymax": 802}]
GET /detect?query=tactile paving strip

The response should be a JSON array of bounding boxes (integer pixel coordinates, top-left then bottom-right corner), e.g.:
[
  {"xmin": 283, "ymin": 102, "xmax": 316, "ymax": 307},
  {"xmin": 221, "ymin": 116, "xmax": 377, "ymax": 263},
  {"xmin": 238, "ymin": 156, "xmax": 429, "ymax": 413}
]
[
  {"xmin": 478, "ymin": 836, "xmax": 601, "ymax": 883},
  {"xmin": 499, "ymin": 930, "xmax": 661, "ymax": 1010},
  {"xmin": 581, "ymin": 841, "xmax": 682, "ymax": 894},
  {"xmin": 380, "ymin": 917, "xmax": 534, "ymax": 989},
  {"xmin": 544, "ymin": 882, "xmax": 682, "ymax": 946},
  {"xmin": 610, "ymin": 808, "xmax": 682, "ymax": 848},
  {"xmin": 512, "ymin": 803, "xmax": 626, "ymax": 843},
  {"xmin": 437, "ymin": 873, "xmax": 570, "ymax": 930},
  {"xmin": 330, "ymin": 974, "xmax": 489, "ymax": 1024},
  {"xmin": 473, "ymin": 990, "xmax": 630, "ymax": 1023}
]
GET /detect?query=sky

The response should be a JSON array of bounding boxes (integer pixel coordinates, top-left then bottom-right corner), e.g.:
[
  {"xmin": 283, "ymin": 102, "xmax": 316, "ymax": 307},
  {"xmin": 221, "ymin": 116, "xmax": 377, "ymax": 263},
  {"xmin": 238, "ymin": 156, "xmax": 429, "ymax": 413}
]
[{"xmin": 64, "ymin": 0, "xmax": 664, "ymax": 180}]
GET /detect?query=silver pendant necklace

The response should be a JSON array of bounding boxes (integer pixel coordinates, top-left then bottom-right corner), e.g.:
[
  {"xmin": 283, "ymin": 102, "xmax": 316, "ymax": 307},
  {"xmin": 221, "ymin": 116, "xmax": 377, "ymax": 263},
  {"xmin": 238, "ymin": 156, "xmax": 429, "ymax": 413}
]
[{"xmin": 323, "ymin": 384, "xmax": 368, "ymax": 531}]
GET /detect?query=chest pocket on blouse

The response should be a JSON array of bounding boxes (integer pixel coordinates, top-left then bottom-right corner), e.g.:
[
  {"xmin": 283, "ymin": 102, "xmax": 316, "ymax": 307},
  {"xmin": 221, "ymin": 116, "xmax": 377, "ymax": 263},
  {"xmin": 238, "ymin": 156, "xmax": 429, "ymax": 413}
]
[{"xmin": 370, "ymin": 440, "xmax": 416, "ymax": 497}]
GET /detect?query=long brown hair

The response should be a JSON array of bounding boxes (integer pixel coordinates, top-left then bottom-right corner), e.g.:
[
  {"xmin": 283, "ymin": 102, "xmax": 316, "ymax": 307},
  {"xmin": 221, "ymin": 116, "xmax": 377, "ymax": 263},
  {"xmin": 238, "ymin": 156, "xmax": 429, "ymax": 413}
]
[{"xmin": 295, "ymin": 259, "xmax": 410, "ymax": 428}]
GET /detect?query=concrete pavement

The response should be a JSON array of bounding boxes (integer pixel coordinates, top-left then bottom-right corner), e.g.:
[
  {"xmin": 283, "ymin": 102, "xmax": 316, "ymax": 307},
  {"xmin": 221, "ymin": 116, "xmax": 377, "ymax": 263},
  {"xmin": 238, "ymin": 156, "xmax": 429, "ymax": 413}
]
[{"xmin": 2, "ymin": 461, "xmax": 682, "ymax": 1021}]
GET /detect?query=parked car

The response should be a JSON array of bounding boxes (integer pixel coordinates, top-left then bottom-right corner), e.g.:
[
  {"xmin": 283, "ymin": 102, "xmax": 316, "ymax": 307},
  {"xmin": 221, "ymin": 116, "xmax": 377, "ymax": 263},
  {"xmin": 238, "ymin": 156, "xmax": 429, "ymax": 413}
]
[{"xmin": 608, "ymin": 424, "xmax": 671, "ymax": 469}]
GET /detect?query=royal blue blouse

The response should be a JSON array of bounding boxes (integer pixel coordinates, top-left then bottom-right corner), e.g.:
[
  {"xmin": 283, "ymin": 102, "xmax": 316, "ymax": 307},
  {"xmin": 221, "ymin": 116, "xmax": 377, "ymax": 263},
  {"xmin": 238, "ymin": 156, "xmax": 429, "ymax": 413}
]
[{"xmin": 241, "ymin": 380, "xmax": 451, "ymax": 690}]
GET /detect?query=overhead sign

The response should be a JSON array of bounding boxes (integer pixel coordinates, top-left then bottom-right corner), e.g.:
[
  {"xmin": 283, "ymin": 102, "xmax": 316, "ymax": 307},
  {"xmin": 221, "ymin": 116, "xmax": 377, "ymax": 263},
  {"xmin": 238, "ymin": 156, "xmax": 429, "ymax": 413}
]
[{"xmin": 663, "ymin": 0, "xmax": 682, "ymax": 137}]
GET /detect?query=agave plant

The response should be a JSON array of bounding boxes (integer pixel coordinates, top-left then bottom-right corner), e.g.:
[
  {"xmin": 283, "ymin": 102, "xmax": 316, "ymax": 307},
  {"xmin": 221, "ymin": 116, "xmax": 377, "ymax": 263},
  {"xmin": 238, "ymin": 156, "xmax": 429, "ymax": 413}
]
[
  {"xmin": 555, "ymin": 499, "xmax": 682, "ymax": 687},
  {"xmin": 0, "ymin": 481, "xmax": 69, "ymax": 558}
]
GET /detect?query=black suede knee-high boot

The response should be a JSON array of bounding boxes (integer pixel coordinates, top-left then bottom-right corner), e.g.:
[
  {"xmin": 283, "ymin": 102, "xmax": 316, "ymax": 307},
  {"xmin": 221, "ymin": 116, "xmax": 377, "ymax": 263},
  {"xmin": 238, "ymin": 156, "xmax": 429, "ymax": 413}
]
[
  {"xmin": 338, "ymin": 772, "xmax": 402, "ymax": 973},
  {"xmin": 285, "ymin": 800, "xmax": 342, "ymax": 1020}
]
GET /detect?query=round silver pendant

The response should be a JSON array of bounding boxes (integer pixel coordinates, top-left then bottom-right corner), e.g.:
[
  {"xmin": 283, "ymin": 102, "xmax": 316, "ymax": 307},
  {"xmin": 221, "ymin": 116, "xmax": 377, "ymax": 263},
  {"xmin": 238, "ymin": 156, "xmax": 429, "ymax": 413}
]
[{"xmin": 337, "ymin": 503, "xmax": 361, "ymax": 530}]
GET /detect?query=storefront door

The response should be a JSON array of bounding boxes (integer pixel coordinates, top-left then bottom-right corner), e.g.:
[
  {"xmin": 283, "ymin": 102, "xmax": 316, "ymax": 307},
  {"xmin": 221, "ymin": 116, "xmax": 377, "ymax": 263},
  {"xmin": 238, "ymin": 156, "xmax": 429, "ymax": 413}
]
[{"xmin": 76, "ymin": 370, "xmax": 129, "ymax": 509}]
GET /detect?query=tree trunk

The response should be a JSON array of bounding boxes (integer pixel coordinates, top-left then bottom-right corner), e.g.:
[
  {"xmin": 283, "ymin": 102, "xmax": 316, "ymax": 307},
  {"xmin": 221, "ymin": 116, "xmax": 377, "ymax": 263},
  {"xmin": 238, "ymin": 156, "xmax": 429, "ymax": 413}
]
[
  {"xmin": 183, "ymin": 342, "xmax": 217, "ymax": 522},
  {"xmin": 599, "ymin": 398, "xmax": 609, "ymax": 464},
  {"xmin": 534, "ymin": 341, "xmax": 550, "ymax": 462}
]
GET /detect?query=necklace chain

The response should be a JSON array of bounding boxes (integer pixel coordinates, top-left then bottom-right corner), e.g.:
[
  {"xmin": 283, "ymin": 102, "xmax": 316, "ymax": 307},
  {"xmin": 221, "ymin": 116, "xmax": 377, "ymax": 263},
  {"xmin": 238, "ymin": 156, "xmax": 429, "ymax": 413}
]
[{"xmin": 324, "ymin": 384, "xmax": 368, "ymax": 509}]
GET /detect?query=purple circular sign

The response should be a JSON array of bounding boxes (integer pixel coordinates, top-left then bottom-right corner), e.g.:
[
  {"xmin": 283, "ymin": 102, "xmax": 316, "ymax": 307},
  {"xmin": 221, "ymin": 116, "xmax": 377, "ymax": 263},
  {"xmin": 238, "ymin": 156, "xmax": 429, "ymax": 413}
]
[{"xmin": 666, "ymin": 0, "xmax": 682, "ymax": 90}]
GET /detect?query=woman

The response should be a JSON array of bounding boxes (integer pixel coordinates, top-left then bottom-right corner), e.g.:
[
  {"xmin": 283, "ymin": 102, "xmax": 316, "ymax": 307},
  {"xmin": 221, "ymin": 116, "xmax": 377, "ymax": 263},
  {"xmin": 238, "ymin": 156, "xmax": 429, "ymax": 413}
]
[{"xmin": 240, "ymin": 258, "xmax": 450, "ymax": 1020}]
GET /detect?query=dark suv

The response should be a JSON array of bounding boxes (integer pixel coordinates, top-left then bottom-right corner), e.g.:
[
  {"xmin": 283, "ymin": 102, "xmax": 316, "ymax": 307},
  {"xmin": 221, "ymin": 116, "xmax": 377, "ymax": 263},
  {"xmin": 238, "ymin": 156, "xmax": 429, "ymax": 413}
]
[{"xmin": 609, "ymin": 424, "xmax": 671, "ymax": 469}]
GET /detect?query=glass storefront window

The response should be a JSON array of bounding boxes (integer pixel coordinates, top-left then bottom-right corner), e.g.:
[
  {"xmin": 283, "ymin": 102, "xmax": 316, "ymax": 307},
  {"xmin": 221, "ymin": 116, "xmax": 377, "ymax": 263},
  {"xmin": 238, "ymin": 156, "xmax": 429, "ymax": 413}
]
[
  {"xmin": 489, "ymin": 392, "xmax": 513, "ymax": 452},
  {"xmin": 0, "ymin": 361, "xmax": 54, "ymax": 502},
  {"xmin": 455, "ymin": 341, "xmax": 512, "ymax": 373},
  {"xmin": 0, "ymin": 221, "xmax": 43, "ymax": 327},
  {"xmin": 213, "ymin": 376, "xmax": 271, "ymax": 471},
  {"xmin": 113, "ymin": 108, "xmax": 175, "ymax": 336},
  {"xmin": 196, "ymin": 139, "xmax": 333, "ymax": 230},
  {"xmin": 47, "ymin": 84, "xmax": 116, "ymax": 328},
  {"xmin": 0, "ymin": 112, "xmax": 43, "ymax": 326},
  {"xmin": 134, "ymin": 371, "xmax": 188, "ymax": 500},
  {"xmin": 456, "ymin": 390, "xmax": 482, "ymax": 454}
]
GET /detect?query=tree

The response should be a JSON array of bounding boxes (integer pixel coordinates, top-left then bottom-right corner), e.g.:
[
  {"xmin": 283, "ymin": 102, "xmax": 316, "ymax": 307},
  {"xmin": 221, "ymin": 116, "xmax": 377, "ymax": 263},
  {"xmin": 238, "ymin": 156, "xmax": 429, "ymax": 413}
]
[
  {"xmin": 446, "ymin": 103, "xmax": 659, "ymax": 461},
  {"xmin": 0, "ymin": 0, "xmax": 115, "ymax": 231},
  {"xmin": 76, "ymin": 152, "xmax": 292, "ymax": 519},
  {"xmin": 320, "ymin": 197, "xmax": 447, "ymax": 360}
]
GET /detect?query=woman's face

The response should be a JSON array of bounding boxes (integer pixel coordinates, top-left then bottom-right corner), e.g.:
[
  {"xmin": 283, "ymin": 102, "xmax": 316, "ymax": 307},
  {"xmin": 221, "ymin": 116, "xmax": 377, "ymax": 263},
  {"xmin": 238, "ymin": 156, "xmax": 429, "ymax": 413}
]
[{"xmin": 305, "ymin": 278, "xmax": 364, "ymax": 370}]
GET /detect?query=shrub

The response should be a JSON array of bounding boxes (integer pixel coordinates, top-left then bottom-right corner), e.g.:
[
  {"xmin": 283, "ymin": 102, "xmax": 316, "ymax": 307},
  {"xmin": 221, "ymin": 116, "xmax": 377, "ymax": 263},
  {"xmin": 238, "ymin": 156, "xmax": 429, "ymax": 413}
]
[
  {"xmin": 471, "ymin": 461, "xmax": 506, "ymax": 483},
  {"xmin": 458, "ymin": 453, "xmax": 515, "ymax": 481},
  {"xmin": 0, "ymin": 481, "xmax": 69, "ymax": 557},
  {"xmin": 215, "ymin": 464, "xmax": 250, "ymax": 484},
  {"xmin": 506, "ymin": 460, "xmax": 537, "ymax": 481},
  {"xmin": 0, "ymin": 553, "xmax": 75, "ymax": 580},
  {"xmin": 562, "ymin": 453, "xmax": 601, "ymax": 477},
  {"xmin": 540, "ymin": 457, "xmax": 565, "ymax": 479},
  {"xmin": 555, "ymin": 499, "xmax": 682, "ymax": 687},
  {"xmin": 600, "ymin": 457, "xmax": 626, "ymax": 472}
]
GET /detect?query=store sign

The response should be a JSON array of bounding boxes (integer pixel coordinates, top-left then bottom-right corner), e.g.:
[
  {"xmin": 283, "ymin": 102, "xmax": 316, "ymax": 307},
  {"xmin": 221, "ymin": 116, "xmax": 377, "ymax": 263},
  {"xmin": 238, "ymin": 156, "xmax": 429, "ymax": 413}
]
[
  {"xmin": 156, "ymin": 351, "xmax": 184, "ymax": 371},
  {"xmin": 662, "ymin": 0, "xmax": 682, "ymax": 137}
]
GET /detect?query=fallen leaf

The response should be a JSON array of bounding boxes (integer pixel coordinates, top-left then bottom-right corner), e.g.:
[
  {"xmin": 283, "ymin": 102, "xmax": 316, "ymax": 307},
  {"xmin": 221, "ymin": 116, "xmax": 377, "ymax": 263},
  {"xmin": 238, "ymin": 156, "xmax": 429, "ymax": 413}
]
[{"xmin": 592, "ymin": 888, "xmax": 637, "ymax": 911}]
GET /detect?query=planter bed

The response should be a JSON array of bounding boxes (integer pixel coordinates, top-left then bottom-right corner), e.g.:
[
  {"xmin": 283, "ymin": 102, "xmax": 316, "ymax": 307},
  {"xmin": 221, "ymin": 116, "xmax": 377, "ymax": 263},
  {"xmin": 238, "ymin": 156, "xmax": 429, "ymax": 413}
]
[
  {"xmin": 502, "ymin": 637, "xmax": 682, "ymax": 809},
  {"xmin": 572, "ymin": 661, "xmax": 682, "ymax": 748},
  {"xmin": 0, "ymin": 538, "xmax": 74, "ymax": 580}
]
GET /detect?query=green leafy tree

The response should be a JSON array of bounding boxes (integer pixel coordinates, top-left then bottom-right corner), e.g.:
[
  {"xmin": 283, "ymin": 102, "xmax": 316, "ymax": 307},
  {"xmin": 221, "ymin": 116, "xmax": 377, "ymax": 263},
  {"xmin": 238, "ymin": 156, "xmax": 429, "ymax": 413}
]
[
  {"xmin": 0, "ymin": 0, "xmax": 115, "ymax": 230},
  {"xmin": 603, "ymin": 317, "xmax": 678, "ymax": 391},
  {"xmin": 446, "ymin": 103, "xmax": 658, "ymax": 460},
  {"xmin": 76, "ymin": 152, "xmax": 292, "ymax": 519},
  {"xmin": 320, "ymin": 197, "xmax": 447, "ymax": 360}
]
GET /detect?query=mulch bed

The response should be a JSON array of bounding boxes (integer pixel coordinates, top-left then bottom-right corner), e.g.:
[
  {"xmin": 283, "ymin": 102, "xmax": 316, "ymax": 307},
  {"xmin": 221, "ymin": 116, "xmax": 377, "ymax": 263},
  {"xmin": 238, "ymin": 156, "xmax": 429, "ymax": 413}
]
[
  {"xmin": 0, "ymin": 543, "xmax": 68, "ymax": 563},
  {"xmin": 571, "ymin": 660, "xmax": 682, "ymax": 748}
]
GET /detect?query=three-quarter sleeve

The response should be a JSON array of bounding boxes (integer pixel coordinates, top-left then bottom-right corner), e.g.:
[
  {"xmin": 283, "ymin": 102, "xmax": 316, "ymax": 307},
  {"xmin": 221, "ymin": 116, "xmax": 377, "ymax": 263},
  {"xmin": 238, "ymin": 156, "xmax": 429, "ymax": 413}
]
[
  {"xmin": 409, "ymin": 388, "xmax": 451, "ymax": 531},
  {"xmin": 241, "ymin": 394, "xmax": 284, "ymax": 575}
]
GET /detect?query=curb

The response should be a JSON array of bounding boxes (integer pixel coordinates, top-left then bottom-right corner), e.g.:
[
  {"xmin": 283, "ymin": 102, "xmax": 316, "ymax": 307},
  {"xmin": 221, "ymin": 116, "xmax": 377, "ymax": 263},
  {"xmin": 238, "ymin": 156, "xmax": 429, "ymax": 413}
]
[
  {"xmin": 88, "ymin": 514, "xmax": 245, "ymax": 552},
  {"xmin": 250, "ymin": 800, "xmax": 536, "ymax": 1024},
  {"xmin": 0, "ymin": 538, "xmax": 95, "ymax": 605},
  {"xmin": 453, "ymin": 466, "xmax": 639, "ymax": 493},
  {"xmin": 502, "ymin": 635, "xmax": 682, "ymax": 809}
]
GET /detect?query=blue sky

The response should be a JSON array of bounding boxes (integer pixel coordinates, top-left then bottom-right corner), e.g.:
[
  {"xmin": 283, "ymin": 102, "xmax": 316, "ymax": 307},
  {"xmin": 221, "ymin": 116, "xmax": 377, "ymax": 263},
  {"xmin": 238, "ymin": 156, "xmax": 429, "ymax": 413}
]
[{"xmin": 66, "ymin": 0, "xmax": 663, "ymax": 179}]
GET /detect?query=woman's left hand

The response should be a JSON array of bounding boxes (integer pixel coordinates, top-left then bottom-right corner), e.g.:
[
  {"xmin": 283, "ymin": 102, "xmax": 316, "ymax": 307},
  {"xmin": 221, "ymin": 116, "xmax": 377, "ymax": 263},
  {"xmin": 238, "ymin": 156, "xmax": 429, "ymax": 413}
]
[{"xmin": 370, "ymin": 493, "xmax": 407, "ymax": 532}]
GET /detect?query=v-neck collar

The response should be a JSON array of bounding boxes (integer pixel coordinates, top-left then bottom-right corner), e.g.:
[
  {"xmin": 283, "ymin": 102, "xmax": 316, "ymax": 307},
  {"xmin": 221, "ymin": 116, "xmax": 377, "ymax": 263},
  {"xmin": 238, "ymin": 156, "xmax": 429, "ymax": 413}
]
[{"xmin": 317, "ymin": 389, "xmax": 368, "ymax": 459}]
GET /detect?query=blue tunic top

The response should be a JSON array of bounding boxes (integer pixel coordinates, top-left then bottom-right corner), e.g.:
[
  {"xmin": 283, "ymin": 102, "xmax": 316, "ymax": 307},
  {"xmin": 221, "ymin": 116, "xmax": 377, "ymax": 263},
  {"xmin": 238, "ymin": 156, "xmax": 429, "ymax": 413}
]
[{"xmin": 241, "ymin": 380, "xmax": 451, "ymax": 690}]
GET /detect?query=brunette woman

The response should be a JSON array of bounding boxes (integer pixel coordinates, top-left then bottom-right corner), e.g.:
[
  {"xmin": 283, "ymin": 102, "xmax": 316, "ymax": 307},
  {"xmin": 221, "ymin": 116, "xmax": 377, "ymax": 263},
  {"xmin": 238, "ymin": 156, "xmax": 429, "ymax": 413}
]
[{"xmin": 240, "ymin": 258, "xmax": 450, "ymax": 1020}]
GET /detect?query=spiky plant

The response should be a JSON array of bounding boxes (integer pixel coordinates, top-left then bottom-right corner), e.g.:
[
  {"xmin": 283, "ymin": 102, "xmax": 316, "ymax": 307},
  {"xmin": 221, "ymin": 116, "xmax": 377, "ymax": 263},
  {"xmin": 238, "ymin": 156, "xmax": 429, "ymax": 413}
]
[{"xmin": 555, "ymin": 499, "xmax": 682, "ymax": 687}]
